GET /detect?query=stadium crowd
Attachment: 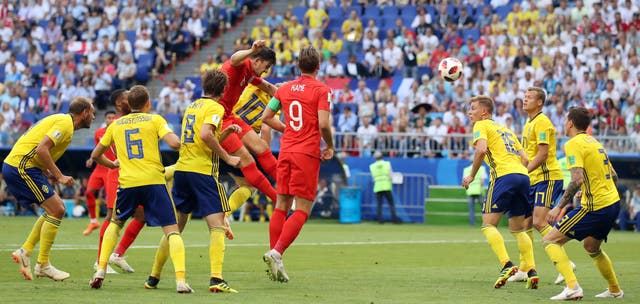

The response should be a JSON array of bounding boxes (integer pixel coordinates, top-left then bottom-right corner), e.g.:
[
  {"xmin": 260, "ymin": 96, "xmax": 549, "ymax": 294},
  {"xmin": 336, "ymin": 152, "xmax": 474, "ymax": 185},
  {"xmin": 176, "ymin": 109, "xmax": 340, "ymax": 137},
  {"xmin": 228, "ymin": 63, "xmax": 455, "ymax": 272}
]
[
  {"xmin": 0, "ymin": 0, "xmax": 258, "ymax": 147},
  {"xmin": 204, "ymin": 0, "xmax": 640, "ymax": 158}
]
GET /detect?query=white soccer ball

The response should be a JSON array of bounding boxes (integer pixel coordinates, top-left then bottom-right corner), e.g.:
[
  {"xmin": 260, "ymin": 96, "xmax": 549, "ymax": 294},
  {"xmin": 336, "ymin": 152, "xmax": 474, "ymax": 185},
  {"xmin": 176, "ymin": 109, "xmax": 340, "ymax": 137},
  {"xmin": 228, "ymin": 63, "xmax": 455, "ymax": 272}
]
[{"xmin": 438, "ymin": 57, "xmax": 463, "ymax": 82}]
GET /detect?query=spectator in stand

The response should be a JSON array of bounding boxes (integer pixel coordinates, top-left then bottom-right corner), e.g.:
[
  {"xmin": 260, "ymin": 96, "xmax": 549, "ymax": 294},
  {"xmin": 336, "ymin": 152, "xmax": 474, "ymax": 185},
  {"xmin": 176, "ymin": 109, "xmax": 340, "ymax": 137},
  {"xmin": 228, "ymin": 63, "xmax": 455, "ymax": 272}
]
[
  {"xmin": 115, "ymin": 55, "xmax": 136, "ymax": 89},
  {"xmin": 359, "ymin": 93, "xmax": 375, "ymax": 118},
  {"xmin": 448, "ymin": 116, "xmax": 467, "ymax": 158},
  {"xmin": 426, "ymin": 117, "xmax": 447, "ymax": 158},
  {"xmin": 0, "ymin": 85, "xmax": 20, "ymax": 110},
  {"xmin": 325, "ymin": 55, "xmax": 344, "ymax": 78},
  {"xmin": 338, "ymin": 106, "xmax": 358, "ymax": 133},
  {"xmin": 357, "ymin": 116, "xmax": 377, "ymax": 157},
  {"xmin": 155, "ymin": 94, "xmax": 178, "ymax": 116},
  {"xmin": 287, "ymin": 16, "xmax": 304, "ymax": 42},
  {"xmin": 354, "ymin": 80, "xmax": 372, "ymax": 104},
  {"xmin": 134, "ymin": 31, "xmax": 153, "ymax": 60},
  {"xmin": 304, "ymin": 1, "xmax": 329, "ymax": 43},
  {"xmin": 370, "ymin": 54, "xmax": 393, "ymax": 79},
  {"xmin": 443, "ymin": 103, "xmax": 466, "ymax": 127},
  {"xmin": 338, "ymin": 83, "xmax": 355, "ymax": 103},
  {"xmin": 76, "ymin": 77, "xmax": 96, "ymax": 100},
  {"xmin": 250, "ymin": 18, "xmax": 270, "ymax": 42},
  {"xmin": 607, "ymin": 108, "xmax": 627, "ymax": 135},
  {"xmin": 326, "ymin": 31, "xmax": 343, "ymax": 55},
  {"xmin": 362, "ymin": 30, "xmax": 380, "ymax": 53},
  {"xmin": 456, "ymin": 7, "xmax": 474, "ymax": 30},
  {"xmin": 266, "ymin": 9, "xmax": 283, "ymax": 30},
  {"xmin": 375, "ymin": 80, "xmax": 392, "ymax": 104},
  {"xmin": 114, "ymin": 32, "xmax": 133, "ymax": 61},
  {"xmin": 363, "ymin": 19, "xmax": 378, "ymax": 38},
  {"xmin": 402, "ymin": 37, "xmax": 418, "ymax": 79},
  {"xmin": 36, "ymin": 86, "xmax": 58, "ymax": 114},
  {"xmin": 344, "ymin": 54, "xmax": 368, "ymax": 79},
  {"xmin": 341, "ymin": 9, "xmax": 362, "ymax": 56}
]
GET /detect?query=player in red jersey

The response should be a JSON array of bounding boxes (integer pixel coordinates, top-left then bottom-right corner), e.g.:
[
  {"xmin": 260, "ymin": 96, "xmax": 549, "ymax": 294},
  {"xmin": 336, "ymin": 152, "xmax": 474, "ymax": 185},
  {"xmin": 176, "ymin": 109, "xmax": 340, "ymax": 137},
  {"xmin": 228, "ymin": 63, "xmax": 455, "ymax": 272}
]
[
  {"xmin": 219, "ymin": 40, "xmax": 279, "ymax": 203},
  {"xmin": 83, "ymin": 110, "xmax": 117, "ymax": 235},
  {"xmin": 261, "ymin": 46, "xmax": 334, "ymax": 283},
  {"xmin": 93, "ymin": 89, "xmax": 144, "ymax": 273}
]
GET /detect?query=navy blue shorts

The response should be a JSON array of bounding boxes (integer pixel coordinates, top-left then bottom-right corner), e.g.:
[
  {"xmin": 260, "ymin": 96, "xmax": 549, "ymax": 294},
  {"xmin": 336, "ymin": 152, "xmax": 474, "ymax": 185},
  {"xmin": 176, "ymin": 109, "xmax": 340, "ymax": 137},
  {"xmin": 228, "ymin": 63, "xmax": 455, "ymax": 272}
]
[
  {"xmin": 555, "ymin": 202, "xmax": 620, "ymax": 241},
  {"xmin": 526, "ymin": 179, "xmax": 564, "ymax": 217},
  {"xmin": 2, "ymin": 163, "xmax": 55, "ymax": 205},
  {"xmin": 172, "ymin": 171, "xmax": 230, "ymax": 216},
  {"xmin": 115, "ymin": 184, "xmax": 177, "ymax": 227},
  {"xmin": 483, "ymin": 173, "xmax": 530, "ymax": 218}
]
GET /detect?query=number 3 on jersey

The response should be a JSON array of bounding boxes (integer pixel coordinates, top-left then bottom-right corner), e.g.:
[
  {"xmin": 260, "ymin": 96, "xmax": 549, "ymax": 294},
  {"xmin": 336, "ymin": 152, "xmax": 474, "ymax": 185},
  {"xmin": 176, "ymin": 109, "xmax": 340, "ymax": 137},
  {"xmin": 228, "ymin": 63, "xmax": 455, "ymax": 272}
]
[
  {"xmin": 289, "ymin": 100, "xmax": 303, "ymax": 131},
  {"xmin": 125, "ymin": 128, "xmax": 144, "ymax": 159}
]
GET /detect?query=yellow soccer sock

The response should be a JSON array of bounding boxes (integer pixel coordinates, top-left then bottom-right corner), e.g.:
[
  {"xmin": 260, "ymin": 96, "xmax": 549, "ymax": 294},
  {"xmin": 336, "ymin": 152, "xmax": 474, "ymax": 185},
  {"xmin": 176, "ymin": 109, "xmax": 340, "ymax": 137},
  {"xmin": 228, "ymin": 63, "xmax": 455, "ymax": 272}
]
[
  {"xmin": 227, "ymin": 186, "xmax": 252, "ymax": 216},
  {"xmin": 209, "ymin": 227, "xmax": 226, "ymax": 279},
  {"xmin": 37, "ymin": 214, "xmax": 62, "ymax": 265},
  {"xmin": 590, "ymin": 250, "xmax": 621, "ymax": 293},
  {"xmin": 98, "ymin": 222, "xmax": 122, "ymax": 269},
  {"xmin": 525, "ymin": 228, "xmax": 534, "ymax": 242},
  {"xmin": 150, "ymin": 235, "xmax": 170, "ymax": 278},
  {"xmin": 23, "ymin": 215, "xmax": 45, "ymax": 254},
  {"xmin": 167, "ymin": 232, "xmax": 186, "ymax": 282},
  {"xmin": 545, "ymin": 242, "xmax": 578, "ymax": 289},
  {"xmin": 481, "ymin": 225, "xmax": 510, "ymax": 266},
  {"xmin": 512, "ymin": 231, "xmax": 535, "ymax": 272},
  {"xmin": 539, "ymin": 225, "xmax": 552, "ymax": 237}
]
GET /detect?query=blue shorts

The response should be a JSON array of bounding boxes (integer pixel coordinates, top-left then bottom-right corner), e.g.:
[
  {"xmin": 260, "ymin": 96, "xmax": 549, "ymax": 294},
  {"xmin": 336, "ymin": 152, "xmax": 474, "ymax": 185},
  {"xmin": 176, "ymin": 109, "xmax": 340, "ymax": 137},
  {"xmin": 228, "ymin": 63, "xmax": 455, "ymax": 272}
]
[
  {"xmin": 115, "ymin": 184, "xmax": 177, "ymax": 227},
  {"xmin": 555, "ymin": 202, "xmax": 620, "ymax": 241},
  {"xmin": 172, "ymin": 171, "xmax": 230, "ymax": 216},
  {"xmin": 526, "ymin": 180, "xmax": 564, "ymax": 217},
  {"xmin": 483, "ymin": 173, "xmax": 530, "ymax": 218},
  {"xmin": 2, "ymin": 163, "xmax": 55, "ymax": 205}
]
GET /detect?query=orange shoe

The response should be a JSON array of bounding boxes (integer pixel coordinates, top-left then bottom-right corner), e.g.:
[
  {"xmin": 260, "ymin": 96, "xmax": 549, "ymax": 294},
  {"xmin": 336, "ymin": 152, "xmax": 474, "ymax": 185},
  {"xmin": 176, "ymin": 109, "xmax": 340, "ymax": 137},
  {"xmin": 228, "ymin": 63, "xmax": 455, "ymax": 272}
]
[{"xmin": 83, "ymin": 222, "xmax": 100, "ymax": 235}]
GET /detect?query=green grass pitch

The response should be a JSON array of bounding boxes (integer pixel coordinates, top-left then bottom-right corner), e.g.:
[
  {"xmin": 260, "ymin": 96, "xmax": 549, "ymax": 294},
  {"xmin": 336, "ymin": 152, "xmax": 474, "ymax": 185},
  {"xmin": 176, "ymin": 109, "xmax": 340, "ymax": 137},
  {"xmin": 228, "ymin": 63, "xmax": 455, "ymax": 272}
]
[{"xmin": 0, "ymin": 217, "xmax": 637, "ymax": 303}]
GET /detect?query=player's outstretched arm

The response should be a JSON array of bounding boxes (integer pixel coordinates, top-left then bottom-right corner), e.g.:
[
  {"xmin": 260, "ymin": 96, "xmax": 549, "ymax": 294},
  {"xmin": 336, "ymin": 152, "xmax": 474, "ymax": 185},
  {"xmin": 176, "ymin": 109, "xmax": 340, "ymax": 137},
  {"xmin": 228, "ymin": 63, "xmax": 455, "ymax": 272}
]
[
  {"xmin": 162, "ymin": 133, "xmax": 181, "ymax": 150},
  {"xmin": 91, "ymin": 143, "xmax": 118, "ymax": 170},
  {"xmin": 36, "ymin": 136, "xmax": 74, "ymax": 186},
  {"xmin": 230, "ymin": 40, "xmax": 266, "ymax": 66},
  {"xmin": 201, "ymin": 124, "xmax": 241, "ymax": 167},
  {"xmin": 319, "ymin": 109, "xmax": 334, "ymax": 161}
]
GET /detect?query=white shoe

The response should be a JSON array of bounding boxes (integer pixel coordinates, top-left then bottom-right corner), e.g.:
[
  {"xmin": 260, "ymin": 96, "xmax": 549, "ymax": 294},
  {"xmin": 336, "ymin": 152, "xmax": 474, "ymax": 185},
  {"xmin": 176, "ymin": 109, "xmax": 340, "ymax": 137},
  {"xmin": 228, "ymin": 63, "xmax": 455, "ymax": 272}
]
[
  {"xmin": 109, "ymin": 253, "xmax": 135, "ymax": 273},
  {"xmin": 90, "ymin": 269, "xmax": 105, "ymax": 289},
  {"xmin": 550, "ymin": 286, "xmax": 584, "ymax": 300},
  {"xmin": 12, "ymin": 248, "xmax": 32, "ymax": 280},
  {"xmin": 262, "ymin": 249, "xmax": 289, "ymax": 283},
  {"xmin": 176, "ymin": 281, "xmax": 194, "ymax": 293},
  {"xmin": 93, "ymin": 262, "xmax": 118, "ymax": 274},
  {"xmin": 34, "ymin": 264, "xmax": 70, "ymax": 281},
  {"xmin": 595, "ymin": 289, "xmax": 624, "ymax": 298},
  {"xmin": 554, "ymin": 261, "xmax": 576, "ymax": 285},
  {"xmin": 507, "ymin": 270, "xmax": 528, "ymax": 282}
]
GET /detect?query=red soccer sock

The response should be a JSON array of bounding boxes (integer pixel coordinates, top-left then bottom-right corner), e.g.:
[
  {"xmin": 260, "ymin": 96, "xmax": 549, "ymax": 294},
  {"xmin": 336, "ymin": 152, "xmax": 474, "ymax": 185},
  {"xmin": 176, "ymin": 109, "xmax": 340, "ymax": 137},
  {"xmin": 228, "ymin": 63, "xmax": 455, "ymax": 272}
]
[
  {"xmin": 256, "ymin": 150, "xmax": 278, "ymax": 180},
  {"xmin": 114, "ymin": 218, "xmax": 145, "ymax": 256},
  {"xmin": 269, "ymin": 208, "xmax": 287, "ymax": 249},
  {"xmin": 97, "ymin": 219, "xmax": 110, "ymax": 260},
  {"xmin": 85, "ymin": 190, "xmax": 97, "ymax": 220},
  {"xmin": 274, "ymin": 210, "xmax": 308, "ymax": 255},
  {"xmin": 241, "ymin": 162, "xmax": 277, "ymax": 202}
]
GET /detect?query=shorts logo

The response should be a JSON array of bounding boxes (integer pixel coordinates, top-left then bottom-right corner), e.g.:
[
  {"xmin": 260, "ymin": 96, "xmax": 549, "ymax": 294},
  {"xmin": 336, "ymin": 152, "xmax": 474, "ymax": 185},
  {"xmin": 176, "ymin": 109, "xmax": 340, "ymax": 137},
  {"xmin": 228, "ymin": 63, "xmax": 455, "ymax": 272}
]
[
  {"xmin": 491, "ymin": 204, "xmax": 498, "ymax": 209},
  {"xmin": 473, "ymin": 131, "xmax": 480, "ymax": 139},
  {"xmin": 568, "ymin": 231, "xmax": 575, "ymax": 236},
  {"xmin": 539, "ymin": 132, "xmax": 546, "ymax": 141},
  {"xmin": 41, "ymin": 185, "xmax": 49, "ymax": 194},
  {"xmin": 568, "ymin": 156, "xmax": 576, "ymax": 165}
]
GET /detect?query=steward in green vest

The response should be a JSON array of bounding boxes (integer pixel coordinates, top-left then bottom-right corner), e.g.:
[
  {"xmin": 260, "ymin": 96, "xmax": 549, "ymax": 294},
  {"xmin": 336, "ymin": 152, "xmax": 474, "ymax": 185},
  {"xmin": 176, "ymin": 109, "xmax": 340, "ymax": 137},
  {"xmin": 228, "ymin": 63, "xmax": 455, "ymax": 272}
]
[{"xmin": 369, "ymin": 151, "xmax": 400, "ymax": 224}]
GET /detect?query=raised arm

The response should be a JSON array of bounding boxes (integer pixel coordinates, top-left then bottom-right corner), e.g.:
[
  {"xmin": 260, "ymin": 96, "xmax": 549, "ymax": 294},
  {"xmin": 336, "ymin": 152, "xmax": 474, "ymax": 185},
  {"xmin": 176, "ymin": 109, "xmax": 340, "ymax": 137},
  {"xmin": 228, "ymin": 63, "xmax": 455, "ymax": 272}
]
[
  {"xmin": 230, "ymin": 40, "xmax": 266, "ymax": 66},
  {"xmin": 200, "ymin": 123, "xmax": 241, "ymax": 167}
]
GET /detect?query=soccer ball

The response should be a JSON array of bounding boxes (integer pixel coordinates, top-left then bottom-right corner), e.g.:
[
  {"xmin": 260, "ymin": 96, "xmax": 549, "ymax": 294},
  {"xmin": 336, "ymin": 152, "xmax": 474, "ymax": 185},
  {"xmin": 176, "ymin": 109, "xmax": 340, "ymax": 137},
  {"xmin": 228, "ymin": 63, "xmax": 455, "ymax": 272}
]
[{"xmin": 438, "ymin": 57, "xmax": 463, "ymax": 82}]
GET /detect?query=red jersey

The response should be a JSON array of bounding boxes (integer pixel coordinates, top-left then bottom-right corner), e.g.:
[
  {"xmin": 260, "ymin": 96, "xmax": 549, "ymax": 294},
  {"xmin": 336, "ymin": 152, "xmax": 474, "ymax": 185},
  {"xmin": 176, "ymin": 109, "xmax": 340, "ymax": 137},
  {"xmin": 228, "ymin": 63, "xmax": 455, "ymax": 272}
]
[
  {"xmin": 220, "ymin": 58, "xmax": 263, "ymax": 116},
  {"xmin": 94, "ymin": 126, "xmax": 116, "ymax": 162},
  {"xmin": 273, "ymin": 75, "xmax": 331, "ymax": 158}
]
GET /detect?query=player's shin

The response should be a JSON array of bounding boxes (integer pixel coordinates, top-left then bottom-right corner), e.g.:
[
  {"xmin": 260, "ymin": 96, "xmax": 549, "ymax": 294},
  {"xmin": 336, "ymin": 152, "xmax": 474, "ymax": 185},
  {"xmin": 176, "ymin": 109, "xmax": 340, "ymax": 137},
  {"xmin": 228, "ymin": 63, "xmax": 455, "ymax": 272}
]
[
  {"xmin": 210, "ymin": 227, "xmax": 226, "ymax": 278},
  {"xmin": 269, "ymin": 208, "xmax": 287, "ymax": 249},
  {"xmin": 228, "ymin": 186, "xmax": 252, "ymax": 214},
  {"xmin": 481, "ymin": 224, "xmax": 510, "ymax": 266},
  {"xmin": 544, "ymin": 242, "xmax": 578, "ymax": 289},
  {"xmin": 98, "ymin": 222, "xmax": 123, "ymax": 269},
  {"xmin": 23, "ymin": 215, "xmax": 45, "ymax": 254},
  {"xmin": 274, "ymin": 210, "xmax": 308, "ymax": 255},
  {"xmin": 256, "ymin": 150, "xmax": 278, "ymax": 180},
  {"xmin": 512, "ymin": 230, "xmax": 535, "ymax": 272},
  {"xmin": 37, "ymin": 214, "xmax": 62, "ymax": 265},
  {"xmin": 590, "ymin": 249, "xmax": 621, "ymax": 293},
  {"xmin": 150, "ymin": 235, "xmax": 170, "ymax": 278},
  {"xmin": 241, "ymin": 162, "xmax": 277, "ymax": 202},
  {"xmin": 114, "ymin": 217, "xmax": 144, "ymax": 256},
  {"xmin": 167, "ymin": 232, "xmax": 186, "ymax": 282}
]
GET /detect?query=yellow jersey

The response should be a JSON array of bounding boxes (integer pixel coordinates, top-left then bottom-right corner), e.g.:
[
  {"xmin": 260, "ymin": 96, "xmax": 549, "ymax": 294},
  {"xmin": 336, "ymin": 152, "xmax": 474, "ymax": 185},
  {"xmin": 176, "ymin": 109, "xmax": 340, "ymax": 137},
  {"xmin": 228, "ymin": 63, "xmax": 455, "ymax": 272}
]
[
  {"xmin": 473, "ymin": 119, "xmax": 527, "ymax": 181},
  {"xmin": 4, "ymin": 114, "xmax": 74, "ymax": 171},
  {"xmin": 175, "ymin": 97, "xmax": 224, "ymax": 177},
  {"xmin": 200, "ymin": 62, "xmax": 219, "ymax": 73},
  {"xmin": 304, "ymin": 8, "xmax": 328, "ymax": 28},
  {"xmin": 565, "ymin": 133, "xmax": 619, "ymax": 211},
  {"xmin": 522, "ymin": 112, "xmax": 563, "ymax": 184},
  {"xmin": 233, "ymin": 84, "xmax": 273, "ymax": 133},
  {"xmin": 100, "ymin": 113, "xmax": 172, "ymax": 188}
]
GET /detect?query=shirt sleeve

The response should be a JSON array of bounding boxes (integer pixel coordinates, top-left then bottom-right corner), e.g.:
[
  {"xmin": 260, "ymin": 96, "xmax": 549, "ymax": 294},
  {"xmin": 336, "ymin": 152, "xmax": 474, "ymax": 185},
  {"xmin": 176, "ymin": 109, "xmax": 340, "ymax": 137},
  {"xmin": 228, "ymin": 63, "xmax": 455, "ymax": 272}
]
[
  {"xmin": 472, "ymin": 121, "xmax": 487, "ymax": 145},
  {"xmin": 203, "ymin": 103, "xmax": 223, "ymax": 129},
  {"xmin": 267, "ymin": 96, "xmax": 282, "ymax": 112},
  {"xmin": 250, "ymin": 75, "xmax": 263, "ymax": 86},
  {"xmin": 99, "ymin": 123, "xmax": 114, "ymax": 147},
  {"xmin": 154, "ymin": 115, "xmax": 173, "ymax": 138},
  {"xmin": 535, "ymin": 120, "xmax": 552, "ymax": 145},
  {"xmin": 317, "ymin": 87, "xmax": 331, "ymax": 112},
  {"xmin": 45, "ymin": 116, "xmax": 72, "ymax": 146},
  {"xmin": 565, "ymin": 140, "xmax": 583, "ymax": 169}
]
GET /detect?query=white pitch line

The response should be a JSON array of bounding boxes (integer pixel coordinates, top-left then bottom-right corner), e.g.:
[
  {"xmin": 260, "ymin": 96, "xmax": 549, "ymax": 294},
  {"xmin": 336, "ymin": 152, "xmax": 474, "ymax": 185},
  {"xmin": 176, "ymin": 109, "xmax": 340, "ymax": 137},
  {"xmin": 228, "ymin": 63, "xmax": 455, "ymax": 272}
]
[{"xmin": 0, "ymin": 239, "xmax": 504, "ymax": 252}]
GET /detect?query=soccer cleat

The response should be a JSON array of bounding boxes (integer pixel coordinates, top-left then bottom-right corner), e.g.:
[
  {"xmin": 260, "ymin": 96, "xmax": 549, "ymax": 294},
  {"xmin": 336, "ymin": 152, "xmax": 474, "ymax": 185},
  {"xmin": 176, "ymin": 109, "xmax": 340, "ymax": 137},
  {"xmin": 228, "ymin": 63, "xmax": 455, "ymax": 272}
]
[
  {"xmin": 176, "ymin": 281, "xmax": 194, "ymax": 294},
  {"xmin": 34, "ymin": 264, "xmax": 70, "ymax": 281},
  {"xmin": 144, "ymin": 276, "xmax": 160, "ymax": 289},
  {"xmin": 263, "ymin": 249, "xmax": 289, "ymax": 283},
  {"xmin": 554, "ymin": 261, "xmax": 577, "ymax": 285},
  {"xmin": 507, "ymin": 270, "xmax": 528, "ymax": 282},
  {"xmin": 109, "ymin": 253, "xmax": 135, "ymax": 273},
  {"xmin": 494, "ymin": 262, "xmax": 518, "ymax": 289},
  {"xmin": 550, "ymin": 286, "xmax": 583, "ymax": 300},
  {"xmin": 93, "ymin": 262, "xmax": 118, "ymax": 274},
  {"xmin": 90, "ymin": 269, "xmax": 105, "ymax": 289},
  {"xmin": 595, "ymin": 289, "xmax": 624, "ymax": 298},
  {"xmin": 82, "ymin": 222, "xmax": 101, "ymax": 235},
  {"xmin": 12, "ymin": 248, "xmax": 32, "ymax": 280},
  {"xmin": 209, "ymin": 277, "xmax": 239, "ymax": 293},
  {"xmin": 526, "ymin": 269, "xmax": 539, "ymax": 289}
]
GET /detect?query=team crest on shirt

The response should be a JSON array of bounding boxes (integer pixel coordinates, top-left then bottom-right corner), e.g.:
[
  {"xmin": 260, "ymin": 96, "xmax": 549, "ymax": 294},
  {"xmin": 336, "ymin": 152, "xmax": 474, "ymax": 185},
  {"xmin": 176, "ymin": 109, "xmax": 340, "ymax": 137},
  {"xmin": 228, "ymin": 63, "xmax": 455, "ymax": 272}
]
[
  {"xmin": 52, "ymin": 130, "xmax": 62, "ymax": 140},
  {"xmin": 41, "ymin": 185, "xmax": 49, "ymax": 194}
]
